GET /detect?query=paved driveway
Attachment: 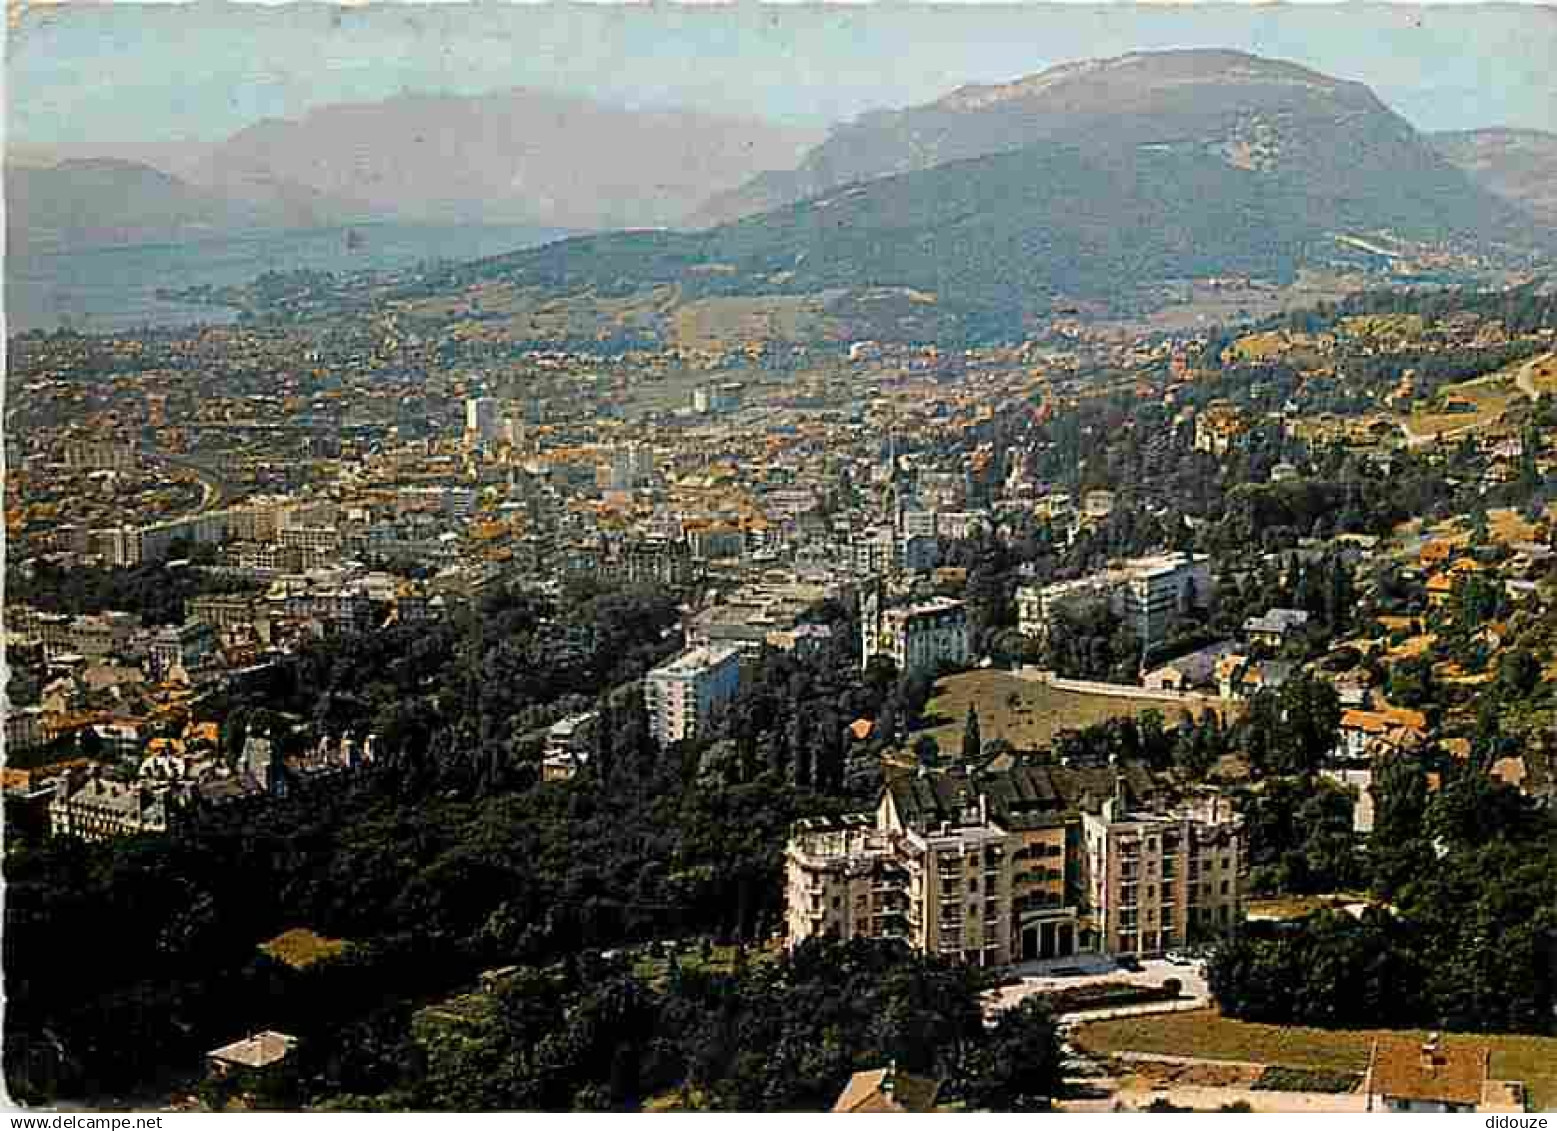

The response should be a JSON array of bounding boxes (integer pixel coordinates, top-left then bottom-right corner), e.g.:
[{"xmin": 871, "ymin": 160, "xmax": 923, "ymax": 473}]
[{"xmin": 984, "ymin": 956, "xmax": 1209, "ymax": 1021}]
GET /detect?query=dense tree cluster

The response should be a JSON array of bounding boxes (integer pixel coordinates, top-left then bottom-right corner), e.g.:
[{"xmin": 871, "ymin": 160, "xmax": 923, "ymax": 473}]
[
  {"xmin": 7, "ymin": 558, "xmax": 258, "ymax": 629},
  {"xmin": 1236, "ymin": 776, "xmax": 1362, "ymax": 895},
  {"xmin": 3, "ymin": 577, "xmax": 897, "ymax": 1105},
  {"xmin": 382, "ymin": 940, "xmax": 1059, "ymax": 1112},
  {"xmin": 1210, "ymin": 758, "xmax": 1557, "ymax": 1035},
  {"xmin": 2, "ymin": 721, "xmax": 861, "ymax": 1104}
]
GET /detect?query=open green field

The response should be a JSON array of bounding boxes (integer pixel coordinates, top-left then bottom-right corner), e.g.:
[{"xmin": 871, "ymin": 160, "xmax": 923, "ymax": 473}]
[
  {"xmin": 1530, "ymin": 355, "xmax": 1557, "ymax": 396},
  {"xmin": 1074, "ymin": 1009, "xmax": 1557, "ymax": 1110},
  {"xmin": 258, "ymin": 927, "xmax": 350, "ymax": 969},
  {"xmin": 400, "ymin": 282, "xmax": 680, "ymax": 343},
  {"xmin": 1405, "ymin": 370, "xmax": 1521, "ymax": 440},
  {"xmin": 631, "ymin": 943, "xmax": 762, "ymax": 989},
  {"xmin": 916, "ymin": 670, "xmax": 1199, "ymax": 755},
  {"xmin": 669, "ymin": 293, "xmax": 842, "ymax": 349},
  {"xmin": 1244, "ymin": 893, "xmax": 1369, "ymax": 921}
]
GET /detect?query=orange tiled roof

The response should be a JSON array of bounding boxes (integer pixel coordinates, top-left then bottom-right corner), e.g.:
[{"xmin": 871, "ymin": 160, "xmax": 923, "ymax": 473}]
[
  {"xmin": 1369, "ymin": 1037, "xmax": 1487, "ymax": 1107},
  {"xmin": 832, "ymin": 1068, "xmax": 940, "ymax": 1114},
  {"xmin": 1341, "ymin": 706, "xmax": 1429, "ymax": 734}
]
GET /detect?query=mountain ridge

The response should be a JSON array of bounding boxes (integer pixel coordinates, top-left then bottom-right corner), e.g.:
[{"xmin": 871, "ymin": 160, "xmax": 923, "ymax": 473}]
[
  {"xmin": 192, "ymin": 88, "xmax": 821, "ymax": 231},
  {"xmin": 692, "ymin": 49, "xmax": 1461, "ymax": 228},
  {"xmin": 1430, "ymin": 127, "xmax": 1557, "ymax": 228},
  {"xmin": 7, "ymin": 89, "xmax": 822, "ymax": 251},
  {"xmin": 460, "ymin": 51, "xmax": 1536, "ymax": 340},
  {"xmin": 4, "ymin": 158, "xmax": 368, "ymax": 254}
]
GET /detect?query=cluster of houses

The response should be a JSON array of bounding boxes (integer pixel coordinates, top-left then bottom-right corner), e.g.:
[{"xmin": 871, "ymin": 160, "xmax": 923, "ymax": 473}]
[
  {"xmin": 6, "ymin": 728, "xmax": 381, "ymax": 843},
  {"xmin": 3, "ymin": 567, "xmax": 453, "ymax": 766}
]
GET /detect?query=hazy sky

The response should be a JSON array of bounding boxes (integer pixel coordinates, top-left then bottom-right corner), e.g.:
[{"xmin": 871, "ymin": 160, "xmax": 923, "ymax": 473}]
[{"xmin": 9, "ymin": 3, "xmax": 1557, "ymax": 146}]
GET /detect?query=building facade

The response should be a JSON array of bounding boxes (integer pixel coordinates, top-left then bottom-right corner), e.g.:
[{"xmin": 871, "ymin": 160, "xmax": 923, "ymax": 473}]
[
  {"xmin": 784, "ymin": 762, "xmax": 1244, "ymax": 965},
  {"xmin": 149, "ymin": 619, "xmax": 219, "ymax": 676},
  {"xmin": 1017, "ymin": 553, "xmax": 1212, "ymax": 650},
  {"xmin": 1081, "ymin": 792, "xmax": 1243, "ymax": 956},
  {"xmin": 465, "ymin": 397, "xmax": 500, "ymax": 447},
  {"xmin": 643, "ymin": 646, "xmax": 742, "ymax": 746},
  {"xmin": 860, "ymin": 589, "xmax": 970, "ymax": 675},
  {"xmin": 48, "ymin": 773, "xmax": 170, "ymax": 841}
]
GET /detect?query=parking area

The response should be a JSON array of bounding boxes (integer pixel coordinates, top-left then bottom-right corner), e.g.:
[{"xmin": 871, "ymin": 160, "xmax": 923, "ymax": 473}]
[{"xmin": 984, "ymin": 955, "xmax": 1210, "ymax": 1019}]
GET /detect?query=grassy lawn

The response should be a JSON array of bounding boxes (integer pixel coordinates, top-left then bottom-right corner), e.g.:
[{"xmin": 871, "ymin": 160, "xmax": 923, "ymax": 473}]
[
  {"xmin": 632, "ymin": 943, "xmax": 775, "ymax": 989},
  {"xmin": 917, "ymin": 670, "xmax": 1201, "ymax": 755},
  {"xmin": 1528, "ymin": 355, "xmax": 1557, "ymax": 396},
  {"xmin": 669, "ymin": 294, "xmax": 837, "ymax": 349},
  {"xmin": 1244, "ymin": 893, "xmax": 1367, "ymax": 921},
  {"xmin": 1074, "ymin": 1009, "xmax": 1557, "ymax": 1110},
  {"xmin": 258, "ymin": 927, "xmax": 349, "ymax": 969},
  {"xmin": 1405, "ymin": 371, "xmax": 1520, "ymax": 440}
]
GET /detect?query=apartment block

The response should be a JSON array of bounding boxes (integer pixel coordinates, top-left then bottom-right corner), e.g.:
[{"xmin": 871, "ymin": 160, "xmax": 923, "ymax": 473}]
[
  {"xmin": 1081, "ymin": 792, "xmax": 1243, "ymax": 957},
  {"xmin": 643, "ymin": 645, "xmax": 742, "ymax": 746},
  {"xmin": 149, "ymin": 619, "xmax": 218, "ymax": 676},
  {"xmin": 1016, "ymin": 552, "xmax": 1211, "ymax": 649},
  {"xmin": 465, "ymin": 397, "xmax": 500, "ymax": 446},
  {"xmin": 62, "ymin": 440, "xmax": 137, "ymax": 472},
  {"xmin": 785, "ymin": 762, "xmax": 1244, "ymax": 966},
  {"xmin": 860, "ymin": 589, "xmax": 970, "ymax": 675},
  {"xmin": 187, "ymin": 593, "xmax": 262, "ymax": 631}
]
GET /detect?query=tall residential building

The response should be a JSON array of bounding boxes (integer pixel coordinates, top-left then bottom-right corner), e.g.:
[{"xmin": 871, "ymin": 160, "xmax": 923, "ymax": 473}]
[
  {"xmin": 643, "ymin": 646, "xmax": 742, "ymax": 746},
  {"xmin": 1080, "ymin": 791, "xmax": 1243, "ymax": 956},
  {"xmin": 62, "ymin": 440, "xmax": 136, "ymax": 472},
  {"xmin": 860, "ymin": 589, "xmax": 970, "ymax": 674},
  {"xmin": 598, "ymin": 442, "xmax": 655, "ymax": 491},
  {"xmin": 48, "ymin": 772, "xmax": 171, "ymax": 842},
  {"xmin": 1016, "ymin": 552, "xmax": 1211, "ymax": 649},
  {"xmin": 784, "ymin": 762, "xmax": 1244, "ymax": 965},
  {"xmin": 464, "ymin": 397, "xmax": 500, "ymax": 447},
  {"xmin": 850, "ymin": 526, "xmax": 898, "ymax": 577}
]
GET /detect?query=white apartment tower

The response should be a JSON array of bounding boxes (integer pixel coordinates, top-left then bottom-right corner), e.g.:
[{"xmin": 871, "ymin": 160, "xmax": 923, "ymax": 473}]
[
  {"xmin": 860, "ymin": 586, "xmax": 970, "ymax": 675},
  {"xmin": 464, "ymin": 397, "xmax": 500, "ymax": 447},
  {"xmin": 643, "ymin": 646, "xmax": 742, "ymax": 745}
]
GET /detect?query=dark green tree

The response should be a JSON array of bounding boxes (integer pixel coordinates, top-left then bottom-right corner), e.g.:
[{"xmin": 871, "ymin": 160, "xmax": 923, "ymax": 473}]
[{"xmin": 962, "ymin": 705, "xmax": 983, "ymax": 764}]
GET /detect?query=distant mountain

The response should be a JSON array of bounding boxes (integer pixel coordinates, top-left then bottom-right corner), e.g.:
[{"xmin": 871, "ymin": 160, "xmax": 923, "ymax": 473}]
[
  {"xmin": 1431, "ymin": 128, "xmax": 1557, "ymax": 228},
  {"xmin": 7, "ymin": 90, "xmax": 821, "ymax": 251},
  {"xmin": 5, "ymin": 157, "xmax": 368, "ymax": 254},
  {"xmin": 463, "ymin": 52, "xmax": 1532, "ymax": 340},
  {"xmin": 692, "ymin": 49, "xmax": 1515, "ymax": 230},
  {"xmin": 197, "ymin": 89, "xmax": 822, "ymax": 231}
]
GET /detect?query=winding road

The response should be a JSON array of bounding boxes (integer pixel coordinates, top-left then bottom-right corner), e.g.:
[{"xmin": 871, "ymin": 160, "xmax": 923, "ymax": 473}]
[{"xmin": 1396, "ymin": 351, "xmax": 1553, "ymax": 449}]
